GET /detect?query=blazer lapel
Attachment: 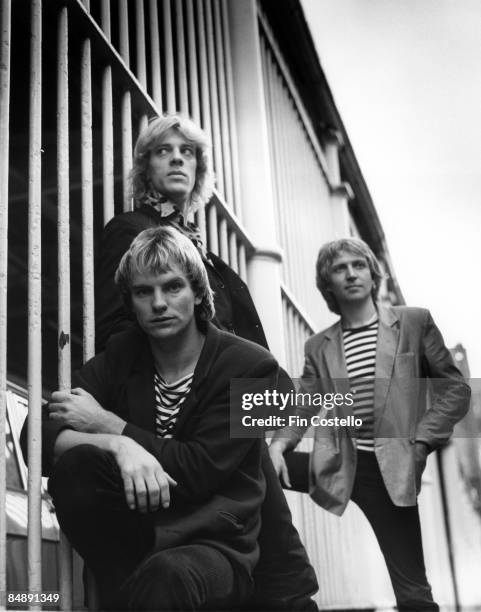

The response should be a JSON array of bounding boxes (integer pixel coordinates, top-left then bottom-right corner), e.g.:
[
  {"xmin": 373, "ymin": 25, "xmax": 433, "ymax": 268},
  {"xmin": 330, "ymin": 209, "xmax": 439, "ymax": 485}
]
[
  {"xmin": 322, "ymin": 322, "xmax": 351, "ymax": 394},
  {"xmin": 373, "ymin": 305, "xmax": 400, "ymax": 427}
]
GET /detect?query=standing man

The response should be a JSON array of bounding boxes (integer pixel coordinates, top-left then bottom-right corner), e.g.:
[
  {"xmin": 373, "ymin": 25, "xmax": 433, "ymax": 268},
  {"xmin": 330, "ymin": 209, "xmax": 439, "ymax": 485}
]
[{"xmin": 269, "ymin": 237, "xmax": 470, "ymax": 612}]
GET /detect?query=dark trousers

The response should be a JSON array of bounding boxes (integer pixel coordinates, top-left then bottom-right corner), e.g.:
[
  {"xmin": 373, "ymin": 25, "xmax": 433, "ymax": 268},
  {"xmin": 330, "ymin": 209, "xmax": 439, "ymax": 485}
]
[
  {"xmin": 48, "ymin": 445, "xmax": 241, "ymax": 611},
  {"xmin": 285, "ymin": 450, "xmax": 439, "ymax": 612}
]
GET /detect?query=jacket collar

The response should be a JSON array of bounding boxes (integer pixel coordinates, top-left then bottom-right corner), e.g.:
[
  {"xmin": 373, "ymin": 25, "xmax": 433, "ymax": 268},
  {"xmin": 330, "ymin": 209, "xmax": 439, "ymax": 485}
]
[
  {"xmin": 126, "ymin": 322, "xmax": 222, "ymax": 436},
  {"xmin": 320, "ymin": 303, "xmax": 400, "ymax": 406}
]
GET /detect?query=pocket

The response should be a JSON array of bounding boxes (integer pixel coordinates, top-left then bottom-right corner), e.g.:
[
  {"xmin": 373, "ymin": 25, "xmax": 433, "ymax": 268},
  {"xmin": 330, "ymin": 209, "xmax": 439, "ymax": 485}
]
[{"xmin": 217, "ymin": 510, "xmax": 245, "ymax": 533}]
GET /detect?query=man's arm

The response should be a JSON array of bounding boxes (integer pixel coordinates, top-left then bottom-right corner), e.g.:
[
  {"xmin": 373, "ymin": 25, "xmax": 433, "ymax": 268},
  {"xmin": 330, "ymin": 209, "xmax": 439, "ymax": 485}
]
[
  {"xmin": 415, "ymin": 309, "xmax": 471, "ymax": 449},
  {"xmin": 269, "ymin": 348, "xmax": 321, "ymax": 486},
  {"xmin": 52, "ymin": 429, "xmax": 176, "ymax": 512}
]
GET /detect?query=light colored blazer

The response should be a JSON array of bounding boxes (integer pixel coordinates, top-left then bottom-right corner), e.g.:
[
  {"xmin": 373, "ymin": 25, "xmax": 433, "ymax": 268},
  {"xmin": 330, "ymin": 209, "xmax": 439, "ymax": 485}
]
[{"xmin": 277, "ymin": 305, "xmax": 470, "ymax": 516}]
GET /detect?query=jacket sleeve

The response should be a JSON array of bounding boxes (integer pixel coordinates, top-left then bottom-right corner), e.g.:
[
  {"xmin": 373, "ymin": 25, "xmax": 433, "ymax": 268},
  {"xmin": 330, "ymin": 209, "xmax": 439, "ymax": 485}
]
[
  {"xmin": 415, "ymin": 310, "xmax": 471, "ymax": 448},
  {"xmin": 95, "ymin": 215, "xmax": 141, "ymax": 352},
  {"xmin": 271, "ymin": 341, "xmax": 321, "ymax": 447},
  {"xmin": 20, "ymin": 352, "xmax": 112, "ymax": 477},
  {"xmin": 122, "ymin": 355, "xmax": 279, "ymax": 502}
]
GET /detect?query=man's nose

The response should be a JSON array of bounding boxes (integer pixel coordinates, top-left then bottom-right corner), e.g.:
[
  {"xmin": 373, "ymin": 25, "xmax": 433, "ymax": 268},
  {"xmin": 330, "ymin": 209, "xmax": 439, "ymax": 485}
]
[
  {"xmin": 346, "ymin": 265, "xmax": 357, "ymax": 279},
  {"xmin": 152, "ymin": 289, "xmax": 167, "ymax": 311},
  {"xmin": 170, "ymin": 147, "xmax": 183, "ymax": 165}
]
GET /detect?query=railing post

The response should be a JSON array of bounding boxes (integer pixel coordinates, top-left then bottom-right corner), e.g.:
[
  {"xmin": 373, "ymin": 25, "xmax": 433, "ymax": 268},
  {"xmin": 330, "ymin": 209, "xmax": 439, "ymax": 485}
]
[
  {"xmin": 0, "ymin": 1, "xmax": 11, "ymax": 607},
  {"xmin": 225, "ymin": 0, "xmax": 286, "ymax": 364}
]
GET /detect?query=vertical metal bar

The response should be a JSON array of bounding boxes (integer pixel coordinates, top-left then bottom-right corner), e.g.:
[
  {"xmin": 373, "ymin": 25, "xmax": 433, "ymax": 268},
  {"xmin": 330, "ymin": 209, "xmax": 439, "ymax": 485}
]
[
  {"xmin": 212, "ymin": 0, "xmax": 234, "ymax": 208},
  {"xmin": 81, "ymin": 38, "xmax": 95, "ymax": 371},
  {"xmin": 149, "ymin": 0, "xmax": 162, "ymax": 109},
  {"xmin": 81, "ymin": 36, "xmax": 99, "ymax": 609},
  {"xmin": 136, "ymin": 0, "xmax": 147, "ymax": 90},
  {"xmin": 196, "ymin": 0, "xmax": 211, "ymax": 137},
  {"xmin": 228, "ymin": 231, "xmax": 238, "ymax": 274},
  {"xmin": 175, "ymin": 0, "xmax": 188, "ymax": 113},
  {"xmin": 121, "ymin": 91, "xmax": 133, "ymax": 211},
  {"xmin": 204, "ymin": 0, "xmax": 224, "ymax": 197},
  {"xmin": 139, "ymin": 114, "xmax": 148, "ymax": 134},
  {"xmin": 27, "ymin": 0, "xmax": 42, "ymax": 604},
  {"xmin": 196, "ymin": 0, "xmax": 216, "ymax": 251},
  {"xmin": 238, "ymin": 243, "xmax": 247, "ymax": 283},
  {"xmin": 218, "ymin": 218, "xmax": 228, "ymax": 262},
  {"xmin": 57, "ymin": 12, "xmax": 74, "ymax": 609},
  {"xmin": 220, "ymin": 0, "xmax": 242, "ymax": 217},
  {"xmin": 118, "ymin": 0, "xmax": 130, "ymax": 66},
  {"xmin": 0, "ymin": 1, "xmax": 11, "ymax": 607},
  {"xmin": 186, "ymin": 0, "xmax": 200, "ymax": 124},
  {"xmin": 194, "ymin": 208, "xmax": 207, "ymax": 248},
  {"xmin": 102, "ymin": 65, "xmax": 115, "ymax": 223},
  {"xmin": 163, "ymin": 0, "xmax": 176, "ymax": 112},
  {"xmin": 57, "ymin": 7, "xmax": 71, "ymax": 390},
  {"xmin": 206, "ymin": 203, "xmax": 219, "ymax": 255},
  {"xmin": 101, "ymin": 0, "xmax": 111, "ymax": 40}
]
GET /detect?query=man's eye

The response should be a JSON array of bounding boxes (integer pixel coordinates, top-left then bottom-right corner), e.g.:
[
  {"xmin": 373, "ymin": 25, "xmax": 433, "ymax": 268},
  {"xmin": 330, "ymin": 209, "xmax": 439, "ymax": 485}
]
[
  {"xmin": 154, "ymin": 146, "xmax": 169, "ymax": 156},
  {"xmin": 355, "ymin": 262, "xmax": 367, "ymax": 269},
  {"xmin": 134, "ymin": 288, "xmax": 149, "ymax": 297},
  {"xmin": 168, "ymin": 282, "xmax": 183, "ymax": 292},
  {"xmin": 182, "ymin": 146, "xmax": 194, "ymax": 158}
]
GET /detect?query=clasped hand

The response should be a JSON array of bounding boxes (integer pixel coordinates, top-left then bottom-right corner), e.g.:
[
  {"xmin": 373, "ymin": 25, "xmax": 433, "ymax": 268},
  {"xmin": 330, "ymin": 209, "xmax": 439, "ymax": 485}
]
[
  {"xmin": 109, "ymin": 436, "xmax": 177, "ymax": 513},
  {"xmin": 49, "ymin": 387, "xmax": 177, "ymax": 511},
  {"xmin": 49, "ymin": 388, "xmax": 112, "ymax": 433}
]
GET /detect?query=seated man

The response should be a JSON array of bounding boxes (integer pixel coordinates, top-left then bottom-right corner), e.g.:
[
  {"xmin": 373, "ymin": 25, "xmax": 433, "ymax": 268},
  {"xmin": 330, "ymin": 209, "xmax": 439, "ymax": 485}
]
[{"xmin": 21, "ymin": 226, "xmax": 291, "ymax": 611}]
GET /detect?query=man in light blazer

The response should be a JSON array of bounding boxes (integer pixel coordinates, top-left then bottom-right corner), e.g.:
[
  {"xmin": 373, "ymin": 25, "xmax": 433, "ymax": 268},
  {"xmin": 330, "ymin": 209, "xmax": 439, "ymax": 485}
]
[{"xmin": 269, "ymin": 237, "xmax": 470, "ymax": 612}]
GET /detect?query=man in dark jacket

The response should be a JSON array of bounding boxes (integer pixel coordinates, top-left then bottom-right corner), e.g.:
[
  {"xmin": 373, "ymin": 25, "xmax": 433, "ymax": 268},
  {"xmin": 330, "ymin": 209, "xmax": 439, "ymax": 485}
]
[{"xmin": 25, "ymin": 226, "xmax": 284, "ymax": 610}]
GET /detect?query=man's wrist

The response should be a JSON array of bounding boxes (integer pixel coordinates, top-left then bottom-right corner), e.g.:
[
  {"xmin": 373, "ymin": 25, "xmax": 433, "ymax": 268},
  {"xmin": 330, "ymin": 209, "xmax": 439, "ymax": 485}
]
[
  {"xmin": 98, "ymin": 411, "xmax": 127, "ymax": 435},
  {"xmin": 269, "ymin": 439, "xmax": 288, "ymax": 453}
]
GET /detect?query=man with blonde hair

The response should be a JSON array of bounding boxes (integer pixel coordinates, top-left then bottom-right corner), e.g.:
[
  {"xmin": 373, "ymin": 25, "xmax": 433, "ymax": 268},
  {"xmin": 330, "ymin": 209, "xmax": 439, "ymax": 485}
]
[
  {"xmin": 95, "ymin": 113, "xmax": 266, "ymax": 351},
  {"xmin": 270, "ymin": 237, "xmax": 470, "ymax": 612},
  {"xmin": 24, "ymin": 226, "xmax": 287, "ymax": 610}
]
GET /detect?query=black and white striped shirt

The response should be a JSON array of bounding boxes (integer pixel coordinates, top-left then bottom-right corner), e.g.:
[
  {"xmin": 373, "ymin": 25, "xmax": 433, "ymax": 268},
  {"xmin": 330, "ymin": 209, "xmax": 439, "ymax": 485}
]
[
  {"xmin": 154, "ymin": 371, "xmax": 194, "ymax": 438},
  {"xmin": 342, "ymin": 320, "xmax": 378, "ymax": 451}
]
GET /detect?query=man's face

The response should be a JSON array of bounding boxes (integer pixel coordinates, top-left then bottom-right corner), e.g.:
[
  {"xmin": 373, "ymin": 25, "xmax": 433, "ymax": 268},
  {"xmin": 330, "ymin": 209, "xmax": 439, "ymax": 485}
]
[
  {"xmin": 147, "ymin": 129, "xmax": 197, "ymax": 206},
  {"xmin": 130, "ymin": 265, "xmax": 201, "ymax": 342},
  {"xmin": 328, "ymin": 250, "xmax": 374, "ymax": 308}
]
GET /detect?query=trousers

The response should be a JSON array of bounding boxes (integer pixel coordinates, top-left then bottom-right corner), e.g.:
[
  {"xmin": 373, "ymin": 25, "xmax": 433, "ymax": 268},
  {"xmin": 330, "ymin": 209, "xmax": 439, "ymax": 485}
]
[
  {"xmin": 285, "ymin": 450, "xmax": 439, "ymax": 612},
  {"xmin": 48, "ymin": 444, "xmax": 243, "ymax": 611}
]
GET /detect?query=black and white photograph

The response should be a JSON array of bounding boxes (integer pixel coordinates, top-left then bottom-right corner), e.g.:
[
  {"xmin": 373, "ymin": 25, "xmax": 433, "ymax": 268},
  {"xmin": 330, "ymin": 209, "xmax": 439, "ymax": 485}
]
[{"xmin": 1, "ymin": 0, "xmax": 480, "ymax": 610}]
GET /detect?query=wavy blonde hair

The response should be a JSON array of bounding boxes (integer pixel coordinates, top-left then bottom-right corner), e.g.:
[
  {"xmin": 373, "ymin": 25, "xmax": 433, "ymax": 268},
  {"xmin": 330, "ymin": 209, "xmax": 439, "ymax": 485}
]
[{"xmin": 131, "ymin": 114, "xmax": 215, "ymax": 212}]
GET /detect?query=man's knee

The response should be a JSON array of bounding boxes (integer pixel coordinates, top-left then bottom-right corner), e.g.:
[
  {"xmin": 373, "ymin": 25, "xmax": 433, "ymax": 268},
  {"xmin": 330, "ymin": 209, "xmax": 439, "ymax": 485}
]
[{"xmin": 48, "ymin": 444, "xmax": 120, "ymax": 512}]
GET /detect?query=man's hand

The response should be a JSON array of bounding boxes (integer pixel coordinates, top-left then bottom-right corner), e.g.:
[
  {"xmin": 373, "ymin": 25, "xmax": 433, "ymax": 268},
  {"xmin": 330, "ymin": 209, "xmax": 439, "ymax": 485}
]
[
  {"xmin": 48, "ymin": 388, "xmax": 125, "ymax": 434},
  {"xmin": 109, "ymin": 436, "xmax": 177, "ymax": 513},
  {"xmin": 268, "ymin": 441, "xmax": 291, "ymax": 488},
  {"xmin": 415, "ymin": 442, "xmax": 429, "ymax": 495}
]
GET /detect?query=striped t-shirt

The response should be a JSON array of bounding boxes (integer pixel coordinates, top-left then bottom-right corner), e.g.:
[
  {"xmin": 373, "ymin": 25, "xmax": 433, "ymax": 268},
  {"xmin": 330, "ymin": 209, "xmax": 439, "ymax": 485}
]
[
  {"xmin": 342, "ymin": 320, "xmax": 378, "ymax": 451},
  {"xmin": 154, "ymin": 371, "xmax": 194, "ymax": 438}
]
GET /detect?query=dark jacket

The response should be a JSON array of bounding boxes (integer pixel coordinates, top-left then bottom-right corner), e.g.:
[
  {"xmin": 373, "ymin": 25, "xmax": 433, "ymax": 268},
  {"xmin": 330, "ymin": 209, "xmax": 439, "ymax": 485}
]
[
  {"xmin": 94, "ymin": 205, "xmax": 268, "ymax": 352},
  {"xmin": 34, "ymin": 325, "xmax": 271, "ymax": 579},
  {"xmin": 24, "ymin": 324, "xmax": 318, "ymax": 609}
]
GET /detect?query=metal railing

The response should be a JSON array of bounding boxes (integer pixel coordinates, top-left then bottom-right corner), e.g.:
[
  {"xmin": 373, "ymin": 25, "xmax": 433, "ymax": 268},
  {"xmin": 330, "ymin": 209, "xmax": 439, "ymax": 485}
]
[{"xmin": 0, "ymin": 1, "xmax": 255, "ymax": 607}]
